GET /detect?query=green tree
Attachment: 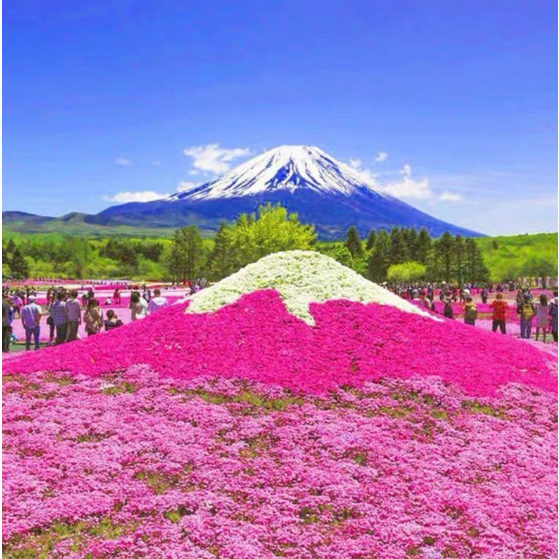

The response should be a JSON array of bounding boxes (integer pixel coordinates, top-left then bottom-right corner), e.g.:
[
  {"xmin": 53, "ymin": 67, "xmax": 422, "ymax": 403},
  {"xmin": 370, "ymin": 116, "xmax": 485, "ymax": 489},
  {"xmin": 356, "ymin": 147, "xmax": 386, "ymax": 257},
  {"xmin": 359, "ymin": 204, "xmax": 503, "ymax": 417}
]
[
  {"xmin": 204, "ymin": 204, "xmax": 316, "ymax": 280},
  {"xmin": 387, "ymin": 261, "xmax": 427, "ymax": 283},
  {"xmin": 365, "ymin": 229, "xmax": 377, "ymax": 251},
  {"xmin": 367, "ymin": 230, "xmax": 390, "ymax": 282},
  {"xmin": 9, "ymin": 247, "xmax": 30, "ymax": 279},
  {"xmin": 403, "ymin": 228, "xmax": 419, "ymax": 259},
  {"xmin": 345, "ymin": 226, "xmax": 363, "ymax": 258},
  {"xmin": 168, "ymin": 225, "xmax": 206, "ymax": 282},
  {"xmin": 416, "ymin": 228, "xmax": 432, "ymax": 265},
  {"xmin": 464, "ymin": 238, "xmax": 489, "ymax": 283},
  {"xmin": 389, "ymin": 227, "xmax": 409, "ymax": 266},
  {"xmin": 433, "ymin": 232, "xmax": 454, "ymax": 283},
  {"xmin": 453, "ymin": 235, "xmax": 465, "ymax": 285}
]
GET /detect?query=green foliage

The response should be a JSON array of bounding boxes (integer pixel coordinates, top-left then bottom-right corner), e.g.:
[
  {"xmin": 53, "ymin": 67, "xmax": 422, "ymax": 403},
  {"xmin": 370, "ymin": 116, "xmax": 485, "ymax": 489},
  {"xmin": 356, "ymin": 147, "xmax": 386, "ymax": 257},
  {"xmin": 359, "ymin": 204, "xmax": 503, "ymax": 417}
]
[
  {"xmin": 344, "ymin": 226, "xmax": 363, "ymax": 258},
  {"xmin": 387, "ymin": 261, "xmax": 427, "ymax": 283},
  {"xmin": 167, "ymin": 225, "xmax": 206, "ymax": 282},
  {"xmin": 365, "ymin": 229, "xmax": 376, "ymax": 251},
  {"xmin": 367, "ymin": 230, "xmax": 390, "ymax": 282},
  {"xmin": 475, "ymin": 233, "xmax": 558, "ymax": 281},
  {"xmin": 205, "ymin": 204, "xmax": 316, "ymax": 281}
]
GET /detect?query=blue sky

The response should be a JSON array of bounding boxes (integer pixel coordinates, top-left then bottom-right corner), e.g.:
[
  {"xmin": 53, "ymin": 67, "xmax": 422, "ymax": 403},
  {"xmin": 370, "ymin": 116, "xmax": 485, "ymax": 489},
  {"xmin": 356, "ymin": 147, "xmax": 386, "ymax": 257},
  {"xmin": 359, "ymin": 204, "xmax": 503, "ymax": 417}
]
[{"xmin": 3, "ymin": 0, "xmax": 557, "ymax": 235}]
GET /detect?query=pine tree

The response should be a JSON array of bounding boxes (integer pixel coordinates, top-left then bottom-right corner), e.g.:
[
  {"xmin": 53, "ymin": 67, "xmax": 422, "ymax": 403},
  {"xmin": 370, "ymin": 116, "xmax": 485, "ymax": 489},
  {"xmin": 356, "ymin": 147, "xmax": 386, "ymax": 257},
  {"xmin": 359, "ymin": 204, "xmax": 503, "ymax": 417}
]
[
  {"xmin": 389, "ymin": 227, "xmax": 408, "ymax": 266},
  {"xmin": 465, "ymin": 238, "xmax": 489, "ymax": 283},
  {"xmin": 435, "ymin": 232, "xmax": 454, "ymax": 283},
  {"xmin": 368, "ymin": 230, "xmax": 390, "ymax": 282},
  {"xmin": 345, "ymin": 226, "xmax": 363, "ymax": 258},
  {"xmin": 206, "ymin": 222, "xmax": 235, "ymax": 281},
  {"xmin": 9, "ymin": 247, "xmax": 30, "ymax": 279},
  {"xmin": 365, "ymin": 229, "xmax": 377, "ymax": 251},
  {"xmin": 405, "ymin": 228, "xmax": 419, "ymax": 259},
  {"xmin": 454, "ymin": 235, "xmax": 465, "ymax": 286},
  {"xmin": 416, "ymin": 228, "xmax": 432, "ymax": 264}
]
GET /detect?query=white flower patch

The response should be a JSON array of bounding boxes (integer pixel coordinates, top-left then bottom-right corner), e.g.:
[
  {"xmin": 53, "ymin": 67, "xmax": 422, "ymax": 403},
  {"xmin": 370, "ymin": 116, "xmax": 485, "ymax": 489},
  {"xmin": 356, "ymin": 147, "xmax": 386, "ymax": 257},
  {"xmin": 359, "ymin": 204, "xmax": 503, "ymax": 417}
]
[{"xmin": 187, "ymin": 251, "xmax": 438, "ymax": 325}]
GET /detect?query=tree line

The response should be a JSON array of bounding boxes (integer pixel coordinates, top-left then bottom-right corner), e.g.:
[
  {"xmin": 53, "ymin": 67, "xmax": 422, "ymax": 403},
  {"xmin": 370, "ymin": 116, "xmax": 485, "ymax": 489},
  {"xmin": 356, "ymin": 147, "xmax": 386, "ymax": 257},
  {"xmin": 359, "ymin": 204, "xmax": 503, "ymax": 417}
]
[{"xmin": 4, "ymin": 204, "xmax": 544, "ymax": 285}]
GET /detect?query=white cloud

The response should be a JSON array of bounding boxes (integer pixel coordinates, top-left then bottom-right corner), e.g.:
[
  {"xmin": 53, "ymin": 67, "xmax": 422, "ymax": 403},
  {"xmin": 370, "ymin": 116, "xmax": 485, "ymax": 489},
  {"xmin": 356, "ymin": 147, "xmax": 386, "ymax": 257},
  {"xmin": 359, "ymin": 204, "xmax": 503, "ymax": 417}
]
[
  {"xmin": 375, "ymin": 151, "xmax": 388, "ymax": 163},
  {"xmin": 439, "ymin": 191, "xmax": 463, "ymax": 202},
  {"xmin": 383, "ymin": 176, "xmax": 433, "ymax": 199},
  {"xmin": 151, "ymin": 161, "xmax": 161, "ymax": 166},
  {"xmin": 349, "ymin": 158, "xmax": 362, "ymax": 169},
  {"xmin": 183, "ymin": 143, "xmax": 252, "ymax": 174},
  {"xmin": 176, "ymin": 181, "xmax": 201, "ymax": 193},
  {"xmin": 399, "ymin": 164, "xmax": 412, "ymax": 177},
  {"xmin": 104, "ymin": 191, "xmax": 168, "ymax": 203},
  {"xmin": 115, "ymin": 157, "xmax": 133, "ymax": 166}
]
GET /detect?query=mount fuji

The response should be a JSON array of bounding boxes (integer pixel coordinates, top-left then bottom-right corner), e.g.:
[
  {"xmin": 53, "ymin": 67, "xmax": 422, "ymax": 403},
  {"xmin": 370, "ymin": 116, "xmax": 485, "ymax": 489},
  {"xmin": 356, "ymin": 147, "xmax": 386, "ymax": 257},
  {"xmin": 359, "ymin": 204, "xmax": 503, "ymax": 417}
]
[{"xmin": 91, "ymin": 145, "xmax": 480, "ymax": 238}]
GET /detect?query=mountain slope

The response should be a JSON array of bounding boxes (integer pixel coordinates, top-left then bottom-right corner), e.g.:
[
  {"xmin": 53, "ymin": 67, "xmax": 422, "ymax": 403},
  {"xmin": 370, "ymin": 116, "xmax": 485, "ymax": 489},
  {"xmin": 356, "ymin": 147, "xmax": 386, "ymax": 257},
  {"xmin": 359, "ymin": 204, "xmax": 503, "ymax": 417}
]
[
  {"xmin": 92, "ymin": 145, "xmax": 482, "ymax": 238},
  {"xmin": 3, "ymin": 146, "xmax": 483, "ymax": 239}
]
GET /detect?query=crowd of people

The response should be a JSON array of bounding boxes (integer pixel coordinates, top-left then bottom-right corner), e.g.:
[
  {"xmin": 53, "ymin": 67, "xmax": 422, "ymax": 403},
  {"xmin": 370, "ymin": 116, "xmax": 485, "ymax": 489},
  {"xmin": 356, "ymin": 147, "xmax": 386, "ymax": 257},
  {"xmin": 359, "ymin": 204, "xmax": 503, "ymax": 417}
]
[
  {"xmin": 1, "ymin": 284, "xmax": 192, "ymax": 353},
  {"xmin": 390, "ymin": 281, "xmax": 559, "ymax": 342}
]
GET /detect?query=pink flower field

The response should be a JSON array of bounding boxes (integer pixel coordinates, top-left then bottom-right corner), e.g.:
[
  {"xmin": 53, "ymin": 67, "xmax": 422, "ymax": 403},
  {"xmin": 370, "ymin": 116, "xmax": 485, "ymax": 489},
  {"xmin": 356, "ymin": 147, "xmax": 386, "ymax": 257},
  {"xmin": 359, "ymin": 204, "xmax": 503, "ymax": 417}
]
[{"xmin": 3, "ymin": 287, "xmax": 558, "ymax": 558}]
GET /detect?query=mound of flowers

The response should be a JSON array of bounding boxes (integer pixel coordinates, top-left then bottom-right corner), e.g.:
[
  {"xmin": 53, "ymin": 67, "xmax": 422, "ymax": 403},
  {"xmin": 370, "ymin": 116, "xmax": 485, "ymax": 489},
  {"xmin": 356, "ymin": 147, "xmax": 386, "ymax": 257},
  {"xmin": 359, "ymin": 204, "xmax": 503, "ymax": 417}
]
[{"xmin": 3, "ymin": 252, "xmax": 558, "ymax": 558}]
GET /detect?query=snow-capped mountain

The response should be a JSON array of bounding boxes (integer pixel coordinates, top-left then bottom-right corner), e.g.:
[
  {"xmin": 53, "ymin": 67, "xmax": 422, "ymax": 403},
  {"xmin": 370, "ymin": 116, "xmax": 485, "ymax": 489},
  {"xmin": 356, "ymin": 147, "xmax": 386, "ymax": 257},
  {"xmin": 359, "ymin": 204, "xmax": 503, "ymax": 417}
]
[
  {"xmin": 169, "ymin": 145, "xmax": 387, "ymax": 201},
  {"xmin": 91, "ymin": 145, "xmax": 481, "ymax": 239}
]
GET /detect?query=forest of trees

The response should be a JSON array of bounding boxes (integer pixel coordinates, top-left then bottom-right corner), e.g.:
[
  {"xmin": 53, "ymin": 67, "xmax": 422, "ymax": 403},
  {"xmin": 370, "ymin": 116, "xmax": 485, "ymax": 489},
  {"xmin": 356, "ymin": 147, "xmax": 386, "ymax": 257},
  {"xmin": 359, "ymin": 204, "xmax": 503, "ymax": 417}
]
[
  {"xmin": 319, "ymin": 226, "xmax": 490, "ymax": 284},
  {"xmin": 2, "ymin": 204, "xmax": 556, "ymax": 284}
]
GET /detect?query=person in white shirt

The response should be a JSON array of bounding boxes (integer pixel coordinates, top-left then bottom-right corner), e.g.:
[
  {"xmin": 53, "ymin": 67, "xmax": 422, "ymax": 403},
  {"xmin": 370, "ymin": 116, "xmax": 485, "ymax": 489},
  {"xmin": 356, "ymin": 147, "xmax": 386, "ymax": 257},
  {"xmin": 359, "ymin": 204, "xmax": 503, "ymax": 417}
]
[
  {"xmin": 147, "ymin": 289, "xmax": 169, "ymax": 315},
  {"xmin": 130, "ymin": 292, "xmax": 148, "ymax": 321}
]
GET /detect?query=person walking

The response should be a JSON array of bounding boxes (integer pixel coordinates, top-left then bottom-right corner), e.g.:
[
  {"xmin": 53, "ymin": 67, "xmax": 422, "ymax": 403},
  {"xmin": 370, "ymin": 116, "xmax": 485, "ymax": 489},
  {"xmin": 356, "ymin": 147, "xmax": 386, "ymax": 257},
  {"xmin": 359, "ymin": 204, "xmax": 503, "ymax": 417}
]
[
  {"xmin": 534, "ymin": 294, "xmax": 549, "ymax": 342},
  {"xmin": 490, "ymin": 293, "xmax": 508, "ymax": 334},
  {"xmin": 519, "ymin": 294, "xmax": 536, "ymax": 339},
  {"xmin": 20, "ymin": 295, "xmax": 42, "ymax": 351},
  {"xmin": 65, "ymin": 290, "xmax": 82, "ymax": 342},
  {"xmin": 480, "ymin": 287, "xmax": 488, "ymax": 305},
  {"xmin": 51, "ymin": 292, "xmax": 68, "ymax": 345},
  {"xmin": 148, "ymin": 289, "xmax": 169, "ymax": 315}
]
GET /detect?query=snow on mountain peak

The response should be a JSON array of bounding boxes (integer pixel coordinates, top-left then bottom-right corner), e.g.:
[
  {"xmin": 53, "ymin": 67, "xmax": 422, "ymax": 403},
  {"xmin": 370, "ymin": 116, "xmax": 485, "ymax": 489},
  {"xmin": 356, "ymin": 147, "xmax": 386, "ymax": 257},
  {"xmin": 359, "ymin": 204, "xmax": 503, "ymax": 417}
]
[{"xmin": 171, "ymin": 145, "xmax": 386, "ymax": 202}]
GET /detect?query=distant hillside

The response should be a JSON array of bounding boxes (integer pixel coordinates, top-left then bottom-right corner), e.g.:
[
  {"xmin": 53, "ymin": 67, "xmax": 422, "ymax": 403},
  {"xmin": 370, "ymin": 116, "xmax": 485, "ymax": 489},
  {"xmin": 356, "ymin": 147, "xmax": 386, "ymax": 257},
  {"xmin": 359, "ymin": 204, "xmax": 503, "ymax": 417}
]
[
  {"xmin": 3, "ymin": 211, "xmax": 180, "ymax": 238},
  {"xmin": 476, "ymin": 233, "xmax": 558, "ymax": 281}
]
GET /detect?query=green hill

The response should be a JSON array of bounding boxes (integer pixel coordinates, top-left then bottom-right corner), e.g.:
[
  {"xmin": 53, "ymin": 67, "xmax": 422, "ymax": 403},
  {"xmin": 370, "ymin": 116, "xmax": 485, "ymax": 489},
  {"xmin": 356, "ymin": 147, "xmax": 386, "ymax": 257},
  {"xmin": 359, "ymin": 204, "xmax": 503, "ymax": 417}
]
[{"xmin": 476, "ymin": 233, "xmax": 558, "ymax": 282}]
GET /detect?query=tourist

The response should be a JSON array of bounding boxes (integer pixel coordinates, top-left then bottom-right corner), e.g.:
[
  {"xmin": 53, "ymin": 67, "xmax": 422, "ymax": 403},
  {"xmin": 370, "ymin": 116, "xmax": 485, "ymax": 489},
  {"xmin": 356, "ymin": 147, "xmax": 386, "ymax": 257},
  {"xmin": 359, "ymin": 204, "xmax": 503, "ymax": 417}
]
[
  {"xmin": 104, "ymin": 310, "xmax": 123, "ymax": 331},
  {"xmin": 480, "ymin": 287, "xmax": 488, "ymax": 304},
  {"xmin": 130, "ymin": 292, "xmax": 148, "ymax": 321},
  {"xmin": 84, "ymin": 299, "xmax": 103, "ymax": 336},
  {"xmin": 549, "ymin": 292, "xmax": 558, "ymax": 343},
  {"xmin": 519, "ymin": 294, "xmax": 536, "ymax": 339},
  {"xmin": 114, "ymin": 288, "xmax": 121, "ymax": 305},
  {"xmin": 463, "ymin": 296, "xmax": 477, "ymax": 326},
  {"xmin": 11, "ymin": 293, "xmax": 23, "ymax": 317},
  {"xmin": 51, "ymin": 291, "xmax": 68, "ymax": 345},
  {"xmin": 66, "ymin": 290, "xmax": 82, "ymax": 342},
  {"xmin": 490, "ymin": 293, "xmax": 508, "ymax": 334},
  {"xmin": 148, "ymin": 289, "xmax": 169, "ymax": 315},
  {"xmin": 534, "ymin": 294, "xmax": 549, "ymax": 343},
  {"xmin": 20, "ymin": 295, "xmax": 42, "ymax": 351},
  {"xmin": 442, "ymin": 294, "xmax": 453, "ymax": 319},
  {"xmin": 2, "ymin": 294, "xmax": 12, "ymax": 353},
  {"xmin": 46, "ymin": 304, "xmax": 55, "ymax": 346}
]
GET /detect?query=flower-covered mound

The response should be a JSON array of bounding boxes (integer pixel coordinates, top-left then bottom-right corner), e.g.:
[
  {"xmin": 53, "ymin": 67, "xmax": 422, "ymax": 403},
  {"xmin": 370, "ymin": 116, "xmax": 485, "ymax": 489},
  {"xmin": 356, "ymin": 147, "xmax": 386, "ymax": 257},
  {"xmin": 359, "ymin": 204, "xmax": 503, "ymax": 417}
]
[
  {"xmin": 3, "ymin": 253, "xmax": 558, "ymax": 558},
  {"xmin": 3, "ymin": 367, "xmax": 557, "ymax": 559},
  {"xmin": 187, "ymin": 251, "xmax": 435, "ymax": 324},
  {"xmin": 3, "ymin": 290, "xmax": 557, "ymax": 398}
]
